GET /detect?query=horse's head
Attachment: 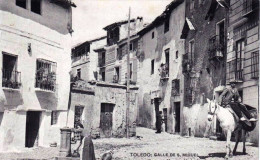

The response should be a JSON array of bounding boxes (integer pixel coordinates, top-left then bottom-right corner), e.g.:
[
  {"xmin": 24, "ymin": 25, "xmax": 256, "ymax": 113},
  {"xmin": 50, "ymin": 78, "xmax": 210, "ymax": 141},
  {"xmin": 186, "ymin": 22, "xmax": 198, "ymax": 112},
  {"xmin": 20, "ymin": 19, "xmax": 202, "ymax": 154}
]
[{"xmin": 207, "ymin": 98, "xmax": 218, "ymax": 121}]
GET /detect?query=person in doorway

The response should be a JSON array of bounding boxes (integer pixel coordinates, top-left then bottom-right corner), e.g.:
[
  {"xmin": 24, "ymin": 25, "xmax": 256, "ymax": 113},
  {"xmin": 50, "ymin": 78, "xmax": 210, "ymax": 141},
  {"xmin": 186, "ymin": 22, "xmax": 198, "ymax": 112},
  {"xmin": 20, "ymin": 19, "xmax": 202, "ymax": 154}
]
[
  {"xmin": 72, "ymin": 121, "xmax": 84, "ymax": 157},
  {"xmin": 219, "ymin": 81, "xmax": 257, "ymax": 122},
  {"xmin": 155, "ymin": 111, "xmax": 163, "ymax": 133}
]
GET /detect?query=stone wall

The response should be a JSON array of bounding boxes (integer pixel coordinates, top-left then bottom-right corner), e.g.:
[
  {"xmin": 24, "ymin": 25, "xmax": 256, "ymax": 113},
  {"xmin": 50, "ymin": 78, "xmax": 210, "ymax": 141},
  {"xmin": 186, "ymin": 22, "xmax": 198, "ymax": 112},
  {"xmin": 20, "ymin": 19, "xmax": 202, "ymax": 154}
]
[{"xmin": 68, "ymin": 81, "xmax": 138, "ymax": 138}]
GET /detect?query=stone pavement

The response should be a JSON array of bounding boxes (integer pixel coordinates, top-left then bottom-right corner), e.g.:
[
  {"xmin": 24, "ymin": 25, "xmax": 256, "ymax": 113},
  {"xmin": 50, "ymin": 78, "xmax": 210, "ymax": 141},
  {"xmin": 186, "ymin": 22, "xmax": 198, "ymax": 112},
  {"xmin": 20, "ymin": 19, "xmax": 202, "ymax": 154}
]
[{"xmin": 0, "ymin": 127, "xmax": 258, "ymax": 160}]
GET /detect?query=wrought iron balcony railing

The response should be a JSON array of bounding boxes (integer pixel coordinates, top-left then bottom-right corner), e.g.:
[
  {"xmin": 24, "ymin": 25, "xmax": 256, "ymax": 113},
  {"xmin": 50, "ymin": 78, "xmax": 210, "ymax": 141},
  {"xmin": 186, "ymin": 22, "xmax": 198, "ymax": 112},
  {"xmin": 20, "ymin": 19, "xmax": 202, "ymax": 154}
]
[
  {"xmin": 208, "ymin": 35, "xmax": 224, "ymax": 60},
  {"xmin": 35, "ymin": 72, "xmax": 56, "ymax": 91},
  {"xmin": 226, "ymin": 58, "xmax": 244, "ymax": 83},
  {"xmin": 2, "ymin": 70, "xmax": 21, "ymax": 89},
  {"xmin": 182, "ymin": 53, "xmax": 193, "ymax": 73},
  {"xmin": 113, "ymin": 75, "xmax": 119, "ymax": 83},
  {"xmin": 159, "ymin": 63, "xmax": 169, "ymax": 80}
]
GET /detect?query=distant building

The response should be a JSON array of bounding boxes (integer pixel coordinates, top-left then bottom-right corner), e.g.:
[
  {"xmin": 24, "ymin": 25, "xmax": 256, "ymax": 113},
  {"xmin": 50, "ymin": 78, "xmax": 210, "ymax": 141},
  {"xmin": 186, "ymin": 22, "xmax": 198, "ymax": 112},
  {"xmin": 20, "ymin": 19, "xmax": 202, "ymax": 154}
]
[
  {"xmin": 0, "ymin": 0, "xmax": 75, "ymax": 151},
  {"xmin": 136, "ymin": 0, "xmax": 185, "ymax": 134},
  {"xmin": 225, "ymin": 0, "xmax": 259, "ymax": 143},
  {"xmin": 71, "ymin": 36, "xmax": 107, "ymax": 81},
  {"xmin": 68, "ymin": 18, "xmax": 143, "ymax": 138}
]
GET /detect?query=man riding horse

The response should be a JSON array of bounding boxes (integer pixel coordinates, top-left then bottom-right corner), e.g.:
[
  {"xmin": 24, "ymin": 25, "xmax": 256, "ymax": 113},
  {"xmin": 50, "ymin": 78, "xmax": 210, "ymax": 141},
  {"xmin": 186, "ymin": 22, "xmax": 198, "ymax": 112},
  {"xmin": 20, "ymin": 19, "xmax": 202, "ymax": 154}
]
[{"xmin": 218, "ymin": 81, "xmax": 257, "ymax": 122}]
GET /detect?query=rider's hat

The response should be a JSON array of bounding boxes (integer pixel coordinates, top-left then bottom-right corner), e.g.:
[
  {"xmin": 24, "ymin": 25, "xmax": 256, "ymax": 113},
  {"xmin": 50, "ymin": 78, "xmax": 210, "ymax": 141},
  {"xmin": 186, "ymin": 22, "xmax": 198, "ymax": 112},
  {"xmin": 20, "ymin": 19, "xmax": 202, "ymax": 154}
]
[{"xmin": 228, "ymin": 80, "xmax": 242, "ymax": 85}]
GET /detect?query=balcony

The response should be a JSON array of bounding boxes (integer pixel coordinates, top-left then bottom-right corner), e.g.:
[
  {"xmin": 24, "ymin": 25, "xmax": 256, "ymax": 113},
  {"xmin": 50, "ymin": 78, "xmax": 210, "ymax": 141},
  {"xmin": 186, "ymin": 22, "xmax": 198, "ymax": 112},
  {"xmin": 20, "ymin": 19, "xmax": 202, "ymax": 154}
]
[
  {"xmin": 208, "ymin": 35, "xmax": 224, "ymax": 60},
  {"xmin": 159, "ymin": 63, "xmax": 169, "ymax": 80},
  {"xmin": 226, "ymin": 59, "xmax": 244, "ymax": 83},
  {"xmin": 171, "ymin": 79, "xmax": 180, "ymax": 97},
  {"xmin": 2, "ymin": 70, "xmax": 21, "ymax": 89},
  {"xmin": 35, "ymin": 72, "xmax": 56, "ymax": 92},
  {"xmin": 98, "ymin": 59, "xmax": 106, "ymax": 67},
  {"xmin": 113, "ymin": 75, "xmax": 119, "ymax": 83},
  {"xmin": 182, "ymin": 53, "xmax": 192, "ymax": 73}
]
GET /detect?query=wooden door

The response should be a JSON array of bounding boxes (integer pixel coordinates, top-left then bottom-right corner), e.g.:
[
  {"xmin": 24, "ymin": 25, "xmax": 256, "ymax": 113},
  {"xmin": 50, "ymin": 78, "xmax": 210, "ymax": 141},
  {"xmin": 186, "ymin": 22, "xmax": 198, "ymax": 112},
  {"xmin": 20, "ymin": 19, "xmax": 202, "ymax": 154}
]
[
  {"xmin": 100, "ymin": 103, "xmax": 114, "ymax": 138},
  {"xmin": 25, "ymin": 111, "xmax": 41, "ymax": 147},
  {"xmin": 163, "ymin": 108, "xmax": 167, "ymax": 132},
  {"xmin": 174, "ymin": 102, "xmax": 180, "ymax": 133}
]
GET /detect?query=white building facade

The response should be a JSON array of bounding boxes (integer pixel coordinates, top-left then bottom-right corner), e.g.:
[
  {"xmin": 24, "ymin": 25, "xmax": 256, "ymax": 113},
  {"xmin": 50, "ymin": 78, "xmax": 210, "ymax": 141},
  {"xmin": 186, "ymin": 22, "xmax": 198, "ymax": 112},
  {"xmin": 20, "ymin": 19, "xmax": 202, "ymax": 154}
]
[{"xmin": 0, "ymin": 0, "xmax": 75, "ymax": 151}]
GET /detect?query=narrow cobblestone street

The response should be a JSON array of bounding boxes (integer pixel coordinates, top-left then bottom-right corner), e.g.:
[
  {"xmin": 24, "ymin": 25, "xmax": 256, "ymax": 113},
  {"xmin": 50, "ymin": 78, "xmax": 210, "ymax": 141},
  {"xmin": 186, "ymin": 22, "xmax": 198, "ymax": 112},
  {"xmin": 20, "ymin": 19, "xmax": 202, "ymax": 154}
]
[{"xmin": 0, "ymin": 127, "xmax": 258, "ymax": 160}]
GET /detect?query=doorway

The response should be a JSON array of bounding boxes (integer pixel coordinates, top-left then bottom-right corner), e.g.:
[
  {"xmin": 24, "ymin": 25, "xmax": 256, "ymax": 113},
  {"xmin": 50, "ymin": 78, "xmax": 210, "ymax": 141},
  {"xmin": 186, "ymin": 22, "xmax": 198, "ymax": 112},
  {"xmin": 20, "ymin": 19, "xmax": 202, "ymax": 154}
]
[
  {"xmin": 74, "ymin": 106, "xmax": 84, "ymax": 128},
  {"xmin": 25, "ymin": 111, "xmax": 41, "ymax": 148},
  {"xmin": 174, "ymin": 102, "xmax": 180, "ymax": 133},
  {"xmin": 163, "ymin": 108, "xmax": 167, "ymax": 132},
  {"xmin": 100, "ymin": 103, "xmax": 114, "ymax": 138},
  {"xmin": 154, "ymin": 98, "xmax": 160, "ymax": 131}
]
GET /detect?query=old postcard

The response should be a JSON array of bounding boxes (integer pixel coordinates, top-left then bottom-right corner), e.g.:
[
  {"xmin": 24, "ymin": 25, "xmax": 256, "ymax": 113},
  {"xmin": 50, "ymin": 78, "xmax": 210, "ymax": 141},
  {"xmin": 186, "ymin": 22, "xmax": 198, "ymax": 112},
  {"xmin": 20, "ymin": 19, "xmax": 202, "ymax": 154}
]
[{"xmin": 0, "ymin": 0, "xmax": 259, "ymax": 159}]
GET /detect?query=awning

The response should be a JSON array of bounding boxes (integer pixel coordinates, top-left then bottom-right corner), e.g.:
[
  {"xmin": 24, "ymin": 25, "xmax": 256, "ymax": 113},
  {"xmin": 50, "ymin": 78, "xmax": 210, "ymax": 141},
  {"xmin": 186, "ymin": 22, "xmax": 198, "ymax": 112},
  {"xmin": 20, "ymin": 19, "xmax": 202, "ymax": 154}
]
[
  {"xmin": 180, "ymin": 18, "xmax": 195, "ymax": 39},
  {"xmin": 186, "ymin": 18, "xmax": 195, "ymax": 30}
]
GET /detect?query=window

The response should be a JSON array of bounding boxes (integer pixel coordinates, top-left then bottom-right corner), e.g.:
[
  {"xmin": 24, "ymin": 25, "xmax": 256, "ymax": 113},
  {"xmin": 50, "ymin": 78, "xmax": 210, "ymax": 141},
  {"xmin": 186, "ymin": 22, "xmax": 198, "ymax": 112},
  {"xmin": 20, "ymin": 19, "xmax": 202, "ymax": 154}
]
[
  {"xmin": 113, "ymin": 67, "xmax": 120, "ymax": 83},
  {"xmin": 51, "ymin": 111, "xmax": 58, "ymax": 125},
  {"xmin": 2, "ymin": 53, "xmax": 21, "ymax": 89},
  {"xmin": 251, "ymin": 51, "xmax": 259, "ymax": 78},
  {"xmin": 190, "ymin": 0, "xmax": 195, "ymax": 11},
  {"xmin": 35, "ymin": 59, "xmax": 57, "ymax": 91},
  {"xmin": 130, "ymin": 63, "xmax": 133, "ymax": 80},
  {"xmin": 165, "ymin": 49, "xmax": 170, "ymax": 71},
  {"xmin": 130, "ymin": 43, "xmax": 133, "ymax": 51},
  {"xmin": 189, "ymin": 40, "xmax": 195, "ymax": 64},
  {"xmin": 77, "ymin": 68, "xmax": 81, "ymax": 79},
  {"xmin": 176, "ymin": 51, "xmax": 179, "ymax": 59},
  {"xmin": 236, "ymin": 40, "xmax": 245, "ymax": 80},
  {"xmin": 172, "ymin": 79, "xmax": 180, "ymax": 96},
  {"xmin": 16, "ymin": 0, "xmax": 27, "ymax": 9},
  {"xmin": 74, "ymin": 106, "xmax": 84, "ymax": 128},
  {"xmin": 31, "ymin": 0, "xmax": 41, "ymax": 14},
  {"xmin": 99, "ymin": 52, "xmax": 106, "ymax": 67},
  {"xmin": 151, "ymin": 59, "xmax": 154, "ymax": 75},
  {"xmin": 152, "ymin": 32, "xmax": 154, "ymax": 39},
  {"xmin": 101, "ymin": 71, "xmax": 105, "ymax": 81},
  {"xmin": 164, "ymin": 18, "xmax": 169, "ymax": 33},
  {"xmin": 117, "ymin": 47, "xmax": 122, "ymax": 60}
]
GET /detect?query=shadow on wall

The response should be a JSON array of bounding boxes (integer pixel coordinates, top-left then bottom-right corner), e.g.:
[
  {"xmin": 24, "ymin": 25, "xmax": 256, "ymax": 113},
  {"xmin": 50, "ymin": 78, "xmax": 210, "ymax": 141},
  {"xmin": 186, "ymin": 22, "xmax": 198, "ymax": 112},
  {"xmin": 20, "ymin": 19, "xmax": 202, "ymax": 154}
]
[
  {"xmin": 182, "ymin": 103, "xmax": 208, "ymax": 137},
  {"xmin": 138, "ymin": 93, "xmax": 153, "ymax": 128},
  {"xmin": 3, "ymin": 90, "xmax": 23, "ymax": 110},
  {"xmin": 36, "ymin": 92, "xmax": 57, "ymax": 110}
]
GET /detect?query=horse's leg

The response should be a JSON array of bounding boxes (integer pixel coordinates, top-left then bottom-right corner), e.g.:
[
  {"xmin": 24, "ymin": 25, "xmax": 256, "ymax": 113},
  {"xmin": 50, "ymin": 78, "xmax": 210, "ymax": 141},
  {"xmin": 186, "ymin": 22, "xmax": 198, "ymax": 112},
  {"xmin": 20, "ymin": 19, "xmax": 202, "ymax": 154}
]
[
  {"xmin": 233, "ymin": 129, "xmax": 242, "ymax": 155},
  {"xmin": 225, "ymin": 130, "xmax": 232, "ymax": 159},
  {"xmin": 242, "ymin": 130, "xmax": 247, "ymax": 154}
]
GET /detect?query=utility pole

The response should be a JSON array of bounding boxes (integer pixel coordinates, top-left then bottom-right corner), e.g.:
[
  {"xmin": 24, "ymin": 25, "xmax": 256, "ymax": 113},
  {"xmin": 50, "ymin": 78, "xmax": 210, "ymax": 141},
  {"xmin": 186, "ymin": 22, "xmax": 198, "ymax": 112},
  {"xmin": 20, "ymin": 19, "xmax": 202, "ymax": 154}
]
[{"xmin": 126, "ymin": 7, "xmax": 131, "ymax": 138}]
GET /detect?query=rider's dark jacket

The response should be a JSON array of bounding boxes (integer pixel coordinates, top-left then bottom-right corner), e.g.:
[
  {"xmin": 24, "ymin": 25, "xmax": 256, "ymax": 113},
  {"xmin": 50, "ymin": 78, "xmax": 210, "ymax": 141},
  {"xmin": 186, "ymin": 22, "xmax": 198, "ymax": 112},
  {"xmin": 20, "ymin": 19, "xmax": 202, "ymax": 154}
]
[{"xmin": 219, "ymin": 86, "xmax": 241, "ymax": 105}]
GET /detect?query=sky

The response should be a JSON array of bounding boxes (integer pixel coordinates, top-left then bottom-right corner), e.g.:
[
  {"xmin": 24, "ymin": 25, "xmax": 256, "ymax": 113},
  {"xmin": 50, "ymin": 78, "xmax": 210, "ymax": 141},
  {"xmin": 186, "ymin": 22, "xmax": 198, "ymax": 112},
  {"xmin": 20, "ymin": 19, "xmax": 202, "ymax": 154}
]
[{"xmin": 72, "ymin": 0, "xmax": 172, "ymax": 46}]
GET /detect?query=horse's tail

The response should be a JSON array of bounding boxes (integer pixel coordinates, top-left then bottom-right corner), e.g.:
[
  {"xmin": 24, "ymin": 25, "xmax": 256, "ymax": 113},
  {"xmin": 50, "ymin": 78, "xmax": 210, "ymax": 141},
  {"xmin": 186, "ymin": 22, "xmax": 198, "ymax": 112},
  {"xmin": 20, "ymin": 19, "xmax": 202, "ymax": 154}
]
[{"xmin": 240, "ymin": 121, "xmax": 257, "ymax": 132}]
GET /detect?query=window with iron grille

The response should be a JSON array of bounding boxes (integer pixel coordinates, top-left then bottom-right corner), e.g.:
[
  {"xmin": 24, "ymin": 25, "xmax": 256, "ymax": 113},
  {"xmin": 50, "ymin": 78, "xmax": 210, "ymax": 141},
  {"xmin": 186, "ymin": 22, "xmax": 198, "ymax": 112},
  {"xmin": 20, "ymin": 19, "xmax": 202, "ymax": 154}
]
[
  {"xmin": 35, "ymin": 59, "xmax": 57, "ymax": 91},
  {"xmin": 185, "ymin": 87, "xmax": 193, "ymax": 106},
  {"xmin": 51, "ymin": 111, "xmax": 58, "ymax": 125},
  {"xmin": 172, "ymin": 79, "xmax": 180, "ymax": 96},
  {"xmin": 251, "ymin": 51, "xmax": 259, "ymax": 79}
]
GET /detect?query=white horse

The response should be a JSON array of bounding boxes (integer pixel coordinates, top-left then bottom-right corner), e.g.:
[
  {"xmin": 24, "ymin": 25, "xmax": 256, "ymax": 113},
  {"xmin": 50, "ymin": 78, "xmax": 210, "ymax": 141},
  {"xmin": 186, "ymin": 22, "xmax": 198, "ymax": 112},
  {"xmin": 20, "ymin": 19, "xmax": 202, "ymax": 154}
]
[{"xmin": 206, "ymin": 98, "xmax": 256, "ymax": 159}]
